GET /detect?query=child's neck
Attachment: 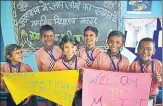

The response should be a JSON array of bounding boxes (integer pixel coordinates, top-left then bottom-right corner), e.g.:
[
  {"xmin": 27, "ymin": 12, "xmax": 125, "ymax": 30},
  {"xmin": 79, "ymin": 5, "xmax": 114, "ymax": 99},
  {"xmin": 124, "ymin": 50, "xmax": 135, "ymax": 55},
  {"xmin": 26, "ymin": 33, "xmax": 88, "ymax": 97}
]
[
  {"xmin": 86, "ymin": 45, "xmax": 95, "ymax": 51},
  {"xmin": 108, "ymin": 49, "xmax": 120, "ymax": 56},
  {"xmin": 11, "ymin": 61, "xmax": 20, "ymax": 65},
  {"xmin": 44, "ymin": 44, "xmax": 54, "ymax": 51},
  {"xmin": 140, "ymin": 59, "xmax": 152, "ymax": 65},
  {"xmin": 111, "ymin": 52, "xmax": 119, "ymax": 56},
  {"xmin": 64, "ymin": 55, "xmax": 76, "ymax": 62}
]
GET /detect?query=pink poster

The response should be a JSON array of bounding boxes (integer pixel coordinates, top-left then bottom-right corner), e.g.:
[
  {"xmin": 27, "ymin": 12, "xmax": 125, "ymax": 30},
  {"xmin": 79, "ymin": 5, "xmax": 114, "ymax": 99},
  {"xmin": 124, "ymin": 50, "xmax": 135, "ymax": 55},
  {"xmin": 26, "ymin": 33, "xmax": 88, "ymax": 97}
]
[{"xmin": 83, "ymin": 69, "xmax": 152, "ymax": 106}]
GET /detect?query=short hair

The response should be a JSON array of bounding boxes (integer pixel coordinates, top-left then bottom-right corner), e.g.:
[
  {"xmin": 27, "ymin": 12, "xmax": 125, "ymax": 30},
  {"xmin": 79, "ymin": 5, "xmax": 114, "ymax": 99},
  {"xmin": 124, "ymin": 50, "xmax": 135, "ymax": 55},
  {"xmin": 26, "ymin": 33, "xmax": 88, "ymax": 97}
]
[
  {"xmin": 40, "ymin": 24, "xmax": 54, "ymax": 38},
  {"xmin": 107, "ymin": 30, "xmax": 125, "ymax": 43},
  {"xmin": 84, "ymin": 26, "xmax": 98, "ymax": 37},
  {"xmin": 59, "ymin": 34, "xmax": 80, "ymax": 50},
  {"xmin": 4, "ymin": 44, "xmax": 22, "ymax": 63},
  {"xmin": 138, "ymin": 37, "xmax": 155, "ymax": 50}
]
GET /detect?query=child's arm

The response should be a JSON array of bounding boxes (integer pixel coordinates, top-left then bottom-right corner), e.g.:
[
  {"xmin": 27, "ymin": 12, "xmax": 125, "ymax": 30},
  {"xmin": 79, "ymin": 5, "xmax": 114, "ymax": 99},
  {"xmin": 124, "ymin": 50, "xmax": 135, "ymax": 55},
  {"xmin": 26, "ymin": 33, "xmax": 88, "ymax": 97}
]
[
  {"xmin": 25, "ymin": 64, "xmax": 33, "ymax": 72},
  {"xmin": 129, "ymin": 62, "xmax": 136, "ymax": 73},
  {"xmin": 122, "ymin": 57, "xmax": 130, "ymax": 72},
  {"xmin": 92, "ymin": 55, "xmax": 100, "ymax": 70},
  {"xmin": 0, "ymin": 64, "xmax": 5, "ymax": 88},
  {"xmin": 153, "ymin": 60, "xmax": 162, "ymax": 85},
  {"xmin": 35, "ymin": 54, "xmax": 43, "ymax": 71}
]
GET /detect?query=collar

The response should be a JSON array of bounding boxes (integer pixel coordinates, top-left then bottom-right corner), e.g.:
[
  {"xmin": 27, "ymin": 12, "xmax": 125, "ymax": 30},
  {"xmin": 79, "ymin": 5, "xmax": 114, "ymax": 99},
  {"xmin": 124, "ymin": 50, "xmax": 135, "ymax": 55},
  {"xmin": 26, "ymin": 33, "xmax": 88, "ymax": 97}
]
[
  {"xmin": 86, "ymin": 46, "xmax": 96, "ymax": 51},
  {"xmin": 44, "ymin": 45, "xmax": 54, "ymax": 52},
  {"xmin": 10, "ymin": 62, "xmax": 21, "ymax": 68},
  {"xmin": 107, "ymin": 49, "xmax": 121, "ymax": 59},
  {"xmin": 139, "ymin": 59, "xmax": 152, "ymax": 66},
  {"xmin": 63, "ymin": 55, "xmax": 77, "ymax": 63}
]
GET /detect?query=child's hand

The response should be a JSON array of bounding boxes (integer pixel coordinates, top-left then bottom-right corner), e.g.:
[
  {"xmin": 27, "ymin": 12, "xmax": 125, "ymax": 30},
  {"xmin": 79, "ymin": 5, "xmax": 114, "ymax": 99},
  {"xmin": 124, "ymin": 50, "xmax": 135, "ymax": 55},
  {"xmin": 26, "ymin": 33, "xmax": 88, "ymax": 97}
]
[
  {"xmin": 23, "ymin": 95, "xmax": 32, "ymax": 105},
  {"xmin": 0, "ymin": 78, "xmax": 5, "ymax": 88},
  {"xmin": 153, "ymin": 71, "xmax": 162, "ymax": 82},
  {"xmin": 78, "ymin": 68, "xmax": 85, "ymax": 74}
]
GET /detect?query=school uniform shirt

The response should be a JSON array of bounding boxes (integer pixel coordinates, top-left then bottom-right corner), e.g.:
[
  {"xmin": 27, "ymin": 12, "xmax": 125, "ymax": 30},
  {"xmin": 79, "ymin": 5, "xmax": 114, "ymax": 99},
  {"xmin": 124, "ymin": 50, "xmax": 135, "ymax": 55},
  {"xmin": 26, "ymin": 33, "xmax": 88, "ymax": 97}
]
[
  {"xmin": 92, "ymin": 51, "xmax": 130, "ymax": 72},
  {"xmin": 35, "ymin": 45, "xmax": 62, "ymax": 72},
  {"xmin": 77, "ymin": 47, "xmax": 104, "ymax": 68},
  {"xmin": 54, "ymin": 56, "xmax": 87, "ymax": 90},
  {"xmin": 130, "ymin": 59, "xmax": 162, "ymax": 96},
  {"xmin": 1, "ymin": 63, "xmax": 33, "ymax": 93}
]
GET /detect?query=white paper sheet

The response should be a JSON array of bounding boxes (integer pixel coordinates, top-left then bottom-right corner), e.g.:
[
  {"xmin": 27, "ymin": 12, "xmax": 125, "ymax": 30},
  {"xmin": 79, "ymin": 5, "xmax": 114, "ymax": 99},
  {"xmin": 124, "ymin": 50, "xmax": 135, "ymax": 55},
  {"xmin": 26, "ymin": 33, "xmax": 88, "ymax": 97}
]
[
  {"xmin": 121, "ymin": 47, "xmax": 137, "ymax": 65},
  {"xmin": 148, "ymin": 99, "xmax": 153, "ymax": 106},
  {"xmin": 158, "ymin": 31, "xmax": 162, "ymax": 47},
  {"xmin": 125, "ymin": 30, "xmax": 139, "ymax": 47},
  {"xmin": 125, "ymin": 18, "xmax": 157, "ymax": 31}
]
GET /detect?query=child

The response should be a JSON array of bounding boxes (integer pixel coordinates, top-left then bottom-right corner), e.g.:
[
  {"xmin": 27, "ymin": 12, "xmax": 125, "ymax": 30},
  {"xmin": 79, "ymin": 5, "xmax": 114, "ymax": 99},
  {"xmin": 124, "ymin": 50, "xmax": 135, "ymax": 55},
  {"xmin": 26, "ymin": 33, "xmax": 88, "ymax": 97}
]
[
  {"xmin": 0, "ymin": 44, "xmax": 37, "ymax": 106},
  {"xmin": 54, "ymin": 34, "xmax": 87, "ymax": 106},
  {"xmin": 35, "ymin": 25, "xmax": 62, "ymax": 106},
  {"xmin": 130, "ymin": 38, "xmax": 162, "ymax": 105},
  {"xmin": 35, "ymin": 24, "xmax": 63, "ymax": 72},
  {"xmin": 92, "ymin": 30, "xmax": 129, "ymax": 72},
  {"xmin": 77, "ymin": 26, "xmax": 104, "ymax": 68}
]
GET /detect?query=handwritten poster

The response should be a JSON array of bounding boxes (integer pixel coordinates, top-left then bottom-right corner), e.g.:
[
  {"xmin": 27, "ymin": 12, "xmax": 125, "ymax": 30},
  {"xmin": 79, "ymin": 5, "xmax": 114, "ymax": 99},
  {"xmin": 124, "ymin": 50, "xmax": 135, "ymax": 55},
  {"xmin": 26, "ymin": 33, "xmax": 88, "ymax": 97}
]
[
  {"xmin": 83, "ymin": 69, "xmax": 152, "ymax": 106},
  {"xmin": 2, "ymin": 70, "xmax": 79, "ymax": 106}
]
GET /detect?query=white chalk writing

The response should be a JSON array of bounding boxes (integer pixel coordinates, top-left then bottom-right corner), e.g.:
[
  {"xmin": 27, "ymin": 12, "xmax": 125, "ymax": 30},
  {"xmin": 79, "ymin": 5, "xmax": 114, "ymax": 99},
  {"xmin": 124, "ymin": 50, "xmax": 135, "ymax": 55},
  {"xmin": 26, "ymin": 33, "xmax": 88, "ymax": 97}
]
[
  {"xmin": 39, "ymin": 0, "xmax": 50, "ymax": 11},
  {"xmin": 18, "ymin": 6, "xmax": 41, "ymax": 29},
  {"xmin": 49, "ymin": 1, "xmax": 64, "ymax": 10},
  {"xmin": 79, "ymin": 17, "xmax": 98, "ymax": 24},
  {"xmin": 30, "ymin": 15, "xmax": 53, "ymax": 27},
  {"xmin": 17, "ymin": 1, "xmax": 28, "ymax": 12},
  {"xmin": 53, "ymin": 15, "xmax": 77, "ymax": 25},
  {"xmin": 104, "ymin": 1, "xmax": 118, "ymax": 9}
]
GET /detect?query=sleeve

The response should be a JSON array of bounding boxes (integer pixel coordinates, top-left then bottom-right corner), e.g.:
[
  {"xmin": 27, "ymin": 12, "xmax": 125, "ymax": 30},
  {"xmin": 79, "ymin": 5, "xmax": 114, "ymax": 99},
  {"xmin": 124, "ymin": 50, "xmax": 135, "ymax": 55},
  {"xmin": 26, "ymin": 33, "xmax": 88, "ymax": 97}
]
[
  {"xmin": 76, "ymin": 48, "xmax": 82, "ymax": 57},
  {"xmin": 0, "ymin": 64, "xmax": 6, "ymax": 88},
  {"xmin": 156, "ymin": 60, "xmax": 162, "ymax": 86},
  {"xmin": 35, "ymin": 52, "xmax": 43, "ymax": 72},
  {"xmin": 53, "ymin": 61, "xmax": 61, "ymax": 71},
  {"xmin": 129, "ymin": 62, "xmax": 136, "ymax": 73},
  {"xmin": 24, "ymin": 64, "xmax": 33, "ymax": 72},
  {"xmin": 123, "ymin": 57, "xmax": 130, "ymax": 72},
  {"xmin": 92, "ymin": 55, "xmax": 100, "ymax": 70}
]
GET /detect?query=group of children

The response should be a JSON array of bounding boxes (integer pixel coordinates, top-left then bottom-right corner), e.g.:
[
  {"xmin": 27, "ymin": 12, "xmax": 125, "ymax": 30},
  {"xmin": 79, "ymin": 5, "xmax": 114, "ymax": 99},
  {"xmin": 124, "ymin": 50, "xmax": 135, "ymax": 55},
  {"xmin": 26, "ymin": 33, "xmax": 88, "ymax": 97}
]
[{"xmin": 0, "ymin": 25, "xmax": 162, "ymax": 106}]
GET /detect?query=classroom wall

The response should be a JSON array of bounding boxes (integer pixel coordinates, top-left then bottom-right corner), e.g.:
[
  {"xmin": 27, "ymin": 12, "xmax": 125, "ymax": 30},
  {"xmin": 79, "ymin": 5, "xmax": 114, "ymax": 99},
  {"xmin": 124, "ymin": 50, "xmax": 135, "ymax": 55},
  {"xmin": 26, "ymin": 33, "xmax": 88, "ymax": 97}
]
[{"xmin": 1, "ymin": 1, "xmax": 162, "ymax": 71}]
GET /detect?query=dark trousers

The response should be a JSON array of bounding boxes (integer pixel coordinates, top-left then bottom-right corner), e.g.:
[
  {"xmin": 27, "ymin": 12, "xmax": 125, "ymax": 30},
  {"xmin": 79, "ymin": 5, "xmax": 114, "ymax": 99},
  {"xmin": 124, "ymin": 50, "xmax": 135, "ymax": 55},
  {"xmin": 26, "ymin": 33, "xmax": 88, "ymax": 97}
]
[
  {"xmin": 6, "ymin": 93, "xmax": 38, "ymax": 106},
  {"xmin": 149, "ymin": 95, "xmax": 156, "ymax": 106},
  {"xmin": 72, "ymin": 89, "xmax": 82, "ymax": 106},
  {"xmin": 45, "ymin": 99, "xmax": 56, "ymax": 106}
]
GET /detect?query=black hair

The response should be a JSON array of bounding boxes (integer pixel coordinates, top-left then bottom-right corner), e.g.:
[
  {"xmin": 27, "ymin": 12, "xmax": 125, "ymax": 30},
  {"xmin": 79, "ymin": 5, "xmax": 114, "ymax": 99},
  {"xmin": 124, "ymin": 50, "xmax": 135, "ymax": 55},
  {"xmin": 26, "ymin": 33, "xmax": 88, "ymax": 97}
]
[
  {"xmin": 4, "ymin": 44, "xmax": 22, "ymax": 63},
  {"xmin": 138, "ymin": 37, "xmax": 155, "ymax": 50},
  {"xmin": 84, "ymin": 26, "xmax": 98, "ymax": 37},
  {"xmin": 107, "ymin": 30, "xmax": 125, "ymax": 43},
  {"xmin": 40, "ymin": 24, "xmax": 54, "ymax": 38},
  {"xmin": 59, "ymin": 34, "xmax": 80, "ymax": 50}
]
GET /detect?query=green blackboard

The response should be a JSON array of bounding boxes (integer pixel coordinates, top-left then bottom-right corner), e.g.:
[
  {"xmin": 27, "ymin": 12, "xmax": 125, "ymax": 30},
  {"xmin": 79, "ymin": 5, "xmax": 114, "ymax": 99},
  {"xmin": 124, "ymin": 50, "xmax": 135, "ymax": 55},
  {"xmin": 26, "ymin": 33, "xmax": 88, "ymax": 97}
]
[{"xmin": 12, "ymin": 1, "xmax": 120, "ymax": 51}]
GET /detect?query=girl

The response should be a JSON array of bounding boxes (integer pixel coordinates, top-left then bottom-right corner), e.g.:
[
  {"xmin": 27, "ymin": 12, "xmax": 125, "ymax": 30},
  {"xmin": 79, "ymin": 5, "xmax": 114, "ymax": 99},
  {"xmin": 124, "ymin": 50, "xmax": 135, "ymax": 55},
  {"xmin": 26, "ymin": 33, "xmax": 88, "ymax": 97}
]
[
  {"xmin": 77, "ymin": 26, "xmax": 104, "ymax": 68},
  {"xmin": 130, "ymin": 38, "xmax": 162, "ymax": 105},
  {"xmin": 0, "ymin": 44, "xmax": 37, "ymax": 106},
  {"xmin": 54, "ymin": 34, "xmax": 87, "ymax": 106},
  {"xmin": 92, "ymin": 30, "xmax": 129, "ymax": 72}
]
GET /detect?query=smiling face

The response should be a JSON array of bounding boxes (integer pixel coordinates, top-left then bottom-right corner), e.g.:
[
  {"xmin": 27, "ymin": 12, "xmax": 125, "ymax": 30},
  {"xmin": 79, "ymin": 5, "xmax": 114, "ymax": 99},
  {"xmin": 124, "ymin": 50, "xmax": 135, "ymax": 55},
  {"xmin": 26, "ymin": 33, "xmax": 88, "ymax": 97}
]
[
  {"xmin": 63, "ymin": 42, "xmax": 77, "ymax": 60},
  {"xmin": 138, "ymin": 41, "xmax": 155, "ymax": 61},
  {"xmin": 41, "ymin": 30, "xmax": 55, "ymax": 48},
  {"xmin": 10, "ymin": 49, "xmax": 23, "ymax": 64},
  {"xmin": 107, "ymin": 36, "xmax": 123, "ymax": 55},
  {"xmin": 84, "ymin": 30, "xmax": 98, "ymax": 49}
]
